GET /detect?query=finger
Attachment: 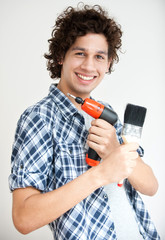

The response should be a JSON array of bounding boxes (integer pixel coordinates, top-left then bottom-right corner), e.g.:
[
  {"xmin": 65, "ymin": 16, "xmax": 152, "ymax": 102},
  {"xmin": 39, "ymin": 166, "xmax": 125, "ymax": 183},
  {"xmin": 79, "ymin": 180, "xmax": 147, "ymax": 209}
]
[
  {"xmin": 91, "ymin": 119, "xmax": 114, "ymax": 130},
  {"xmin": 87, "ymin": 133, "xmax": 102, "ymax": 145},
  {"xmin": 89, "ymin": 125, "xmax": 107, "ymax": 137},
  {"xmin": 121, "ymin": 142, "xmax": 139, "ymax": 152},
  {"xmin": 86, "ymin": 139, "xmax": 100, "ymax": 153},
  {"xmin": 89, "ymin": 124, "xmax": 116, "ymax": 139},
  {"xmin": 128, "ymin": 151, "xmax": 139, "ymax": 160}
]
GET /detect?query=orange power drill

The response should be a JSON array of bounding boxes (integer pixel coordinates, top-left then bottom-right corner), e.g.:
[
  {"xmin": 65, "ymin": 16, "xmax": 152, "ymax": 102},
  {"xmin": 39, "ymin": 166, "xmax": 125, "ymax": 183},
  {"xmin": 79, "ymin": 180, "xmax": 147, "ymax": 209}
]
[{"xmin": 68, "ymin": 93, "xmax": 118, "ymax": 166}]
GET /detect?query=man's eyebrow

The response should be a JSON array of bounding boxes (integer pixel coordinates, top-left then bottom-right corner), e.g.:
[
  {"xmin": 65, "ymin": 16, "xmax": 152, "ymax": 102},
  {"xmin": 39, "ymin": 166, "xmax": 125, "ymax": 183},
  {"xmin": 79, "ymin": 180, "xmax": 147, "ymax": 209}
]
[
  {"xmin": 71, "ymin": 47, "xmax": 108, "ymax": 55},
  {"xmin": 71, "ymin": 47, "xmax": 86, "ymax": 51},
  {"xmin": 97, "ymin": 50, "xmax": 108, "ymax": 55}
]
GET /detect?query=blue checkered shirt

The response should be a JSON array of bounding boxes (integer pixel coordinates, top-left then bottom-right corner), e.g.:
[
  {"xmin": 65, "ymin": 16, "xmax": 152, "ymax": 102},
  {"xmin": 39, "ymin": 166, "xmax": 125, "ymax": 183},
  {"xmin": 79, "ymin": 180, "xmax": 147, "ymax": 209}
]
[{"xmin": 9, "ymin": 84, "xmax": 160, "ymax": 239}]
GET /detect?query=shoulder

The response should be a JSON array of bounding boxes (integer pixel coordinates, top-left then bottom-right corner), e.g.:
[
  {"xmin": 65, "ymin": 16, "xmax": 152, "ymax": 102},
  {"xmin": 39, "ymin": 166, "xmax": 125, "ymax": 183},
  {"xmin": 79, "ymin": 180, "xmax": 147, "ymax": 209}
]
[{"xmin": 17, "ymin": 95, "xmax": 58, "ymax": 133}]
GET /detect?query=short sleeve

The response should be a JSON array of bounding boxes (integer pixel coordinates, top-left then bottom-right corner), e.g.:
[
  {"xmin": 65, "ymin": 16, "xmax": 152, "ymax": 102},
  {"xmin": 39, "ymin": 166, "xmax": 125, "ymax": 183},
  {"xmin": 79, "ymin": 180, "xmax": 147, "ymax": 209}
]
[{"xmin": 9, "ymin": 110, "xmax": 53, "ymax": 192}]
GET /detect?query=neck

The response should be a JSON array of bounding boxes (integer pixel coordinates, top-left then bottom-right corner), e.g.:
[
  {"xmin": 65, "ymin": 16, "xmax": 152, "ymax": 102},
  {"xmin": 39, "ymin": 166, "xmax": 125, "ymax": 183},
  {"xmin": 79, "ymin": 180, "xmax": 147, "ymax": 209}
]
[{"xmin": 57, "ymin": 83, "xmax": 89, "ymax": 111}]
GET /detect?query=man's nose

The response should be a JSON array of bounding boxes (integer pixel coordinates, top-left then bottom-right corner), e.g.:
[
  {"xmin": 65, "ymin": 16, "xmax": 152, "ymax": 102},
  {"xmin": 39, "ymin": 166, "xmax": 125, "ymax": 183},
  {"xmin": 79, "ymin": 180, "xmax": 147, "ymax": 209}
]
[{"xmin": 80, "ymin": 56, "xmax": 96, "ymax": 72}]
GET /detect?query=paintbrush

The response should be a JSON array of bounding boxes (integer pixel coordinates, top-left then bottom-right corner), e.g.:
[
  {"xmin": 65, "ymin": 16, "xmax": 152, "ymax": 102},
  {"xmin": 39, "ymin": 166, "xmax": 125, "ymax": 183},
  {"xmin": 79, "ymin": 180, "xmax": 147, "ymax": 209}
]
[{"xmin": 118, "ymin": 103, "xmax": 147, "ymax": 187}]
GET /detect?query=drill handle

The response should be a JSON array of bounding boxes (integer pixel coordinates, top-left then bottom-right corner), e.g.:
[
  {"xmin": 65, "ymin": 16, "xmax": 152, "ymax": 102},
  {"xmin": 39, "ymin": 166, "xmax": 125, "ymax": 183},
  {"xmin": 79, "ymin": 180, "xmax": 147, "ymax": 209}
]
[
  {"xmin": 86, "ymin": 106, "xmax": 118, "ymax": 167},
  {"xmin": 86, "ymin": 148, "xmax": 100, "ymax": 166}
]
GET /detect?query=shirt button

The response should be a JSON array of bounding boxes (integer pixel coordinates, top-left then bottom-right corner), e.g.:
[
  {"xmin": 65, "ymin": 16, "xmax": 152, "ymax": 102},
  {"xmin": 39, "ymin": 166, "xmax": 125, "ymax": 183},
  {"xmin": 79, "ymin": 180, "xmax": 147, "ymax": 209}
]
[
  {"xmin": 68, "ymin": 149, "xmax": 73, "ymax": 154},
  {"xmin": 20, "ymin": 163, "xmax": 24, "ymax": 169},
  {"xmin": 104, "ymin": 194, "xmax": 108, "ymax": 199}
]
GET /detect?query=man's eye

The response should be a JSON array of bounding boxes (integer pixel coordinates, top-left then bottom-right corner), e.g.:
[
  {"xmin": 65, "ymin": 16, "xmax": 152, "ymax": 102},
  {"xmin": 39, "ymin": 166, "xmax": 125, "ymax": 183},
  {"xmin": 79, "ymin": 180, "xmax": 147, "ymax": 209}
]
[
  {"xmin": 96, "ymin": 55, "xmax": 104, "ymax": 60},
  {"xmin": 75, "ymin": 52, "xmax": 85, "ymax": 56}
]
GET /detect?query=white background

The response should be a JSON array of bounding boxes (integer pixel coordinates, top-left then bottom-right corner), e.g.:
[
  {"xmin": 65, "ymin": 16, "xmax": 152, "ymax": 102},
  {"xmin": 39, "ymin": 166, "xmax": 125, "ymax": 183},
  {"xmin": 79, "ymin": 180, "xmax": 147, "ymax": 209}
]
[{"xmin": 1, "ymin": 0, "xmax": 165, "ymax": 239}]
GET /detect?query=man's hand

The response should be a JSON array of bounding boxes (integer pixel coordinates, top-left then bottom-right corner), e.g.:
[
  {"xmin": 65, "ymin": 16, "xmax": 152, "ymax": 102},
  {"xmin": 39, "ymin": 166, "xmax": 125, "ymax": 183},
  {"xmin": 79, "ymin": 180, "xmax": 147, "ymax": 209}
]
[
  {"xmin": 96, "ymin": 142, "xmax": 139, "ymax": 185},
  {"xmin": 87, "ymin": 119, "xmax": 120, "ymax": 159}
]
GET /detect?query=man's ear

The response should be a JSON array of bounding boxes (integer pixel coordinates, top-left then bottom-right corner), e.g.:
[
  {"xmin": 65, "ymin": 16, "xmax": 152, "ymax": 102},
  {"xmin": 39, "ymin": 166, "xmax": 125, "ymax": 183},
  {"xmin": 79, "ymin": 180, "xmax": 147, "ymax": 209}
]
[{"xmin": 58, "ymin": 57, "xmax": 63, "ymax": 65}]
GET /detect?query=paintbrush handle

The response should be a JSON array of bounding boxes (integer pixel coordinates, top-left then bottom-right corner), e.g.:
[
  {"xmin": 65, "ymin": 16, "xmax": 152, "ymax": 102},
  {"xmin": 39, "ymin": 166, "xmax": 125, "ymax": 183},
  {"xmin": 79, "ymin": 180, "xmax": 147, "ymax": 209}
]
[
  {"xmin": 118, "ymin": 103, "xmax": 146, "ymax": 187},
  {"xmin": 117, "ymin": 136, "xmax": 128, "ymax": 187}
]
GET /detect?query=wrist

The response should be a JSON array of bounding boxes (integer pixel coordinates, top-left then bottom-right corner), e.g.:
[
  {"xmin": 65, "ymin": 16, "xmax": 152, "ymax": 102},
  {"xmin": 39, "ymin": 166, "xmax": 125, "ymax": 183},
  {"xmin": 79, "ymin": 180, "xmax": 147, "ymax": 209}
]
[{"xmin": 86, "ymin": 165, "xmax": 104, "ymax": 190}]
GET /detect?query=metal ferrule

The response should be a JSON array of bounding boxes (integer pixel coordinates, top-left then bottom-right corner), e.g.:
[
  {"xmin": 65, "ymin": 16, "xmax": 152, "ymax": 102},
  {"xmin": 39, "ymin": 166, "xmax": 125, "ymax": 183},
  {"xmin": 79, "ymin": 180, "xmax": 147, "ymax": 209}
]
[{"xmin": 122, "ymin": 123, "xmax": 142, "ymax": 139}]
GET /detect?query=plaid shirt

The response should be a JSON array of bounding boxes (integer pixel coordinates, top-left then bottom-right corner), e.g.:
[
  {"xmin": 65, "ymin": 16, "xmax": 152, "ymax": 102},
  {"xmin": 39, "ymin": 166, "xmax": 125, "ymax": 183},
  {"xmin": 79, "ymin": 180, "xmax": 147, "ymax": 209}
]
[{"xmin": 9, "ymin": 84, "xmax": 160, "ymax": 239}]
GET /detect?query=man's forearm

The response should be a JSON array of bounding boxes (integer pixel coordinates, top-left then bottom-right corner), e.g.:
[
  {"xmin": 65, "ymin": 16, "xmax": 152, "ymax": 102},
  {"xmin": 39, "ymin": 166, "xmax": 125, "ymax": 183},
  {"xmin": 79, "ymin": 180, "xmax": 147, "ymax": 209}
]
[
  {"xmin": 12, "ymin": 143, "xmax": 142, "ymax": 234},
  {"xmin": 13, "ymin": 167, "xmax": 101, "ymax": 234},
  {"xmin": 128, "ymin": 156, "xmax": 158, "ymax": 196}
]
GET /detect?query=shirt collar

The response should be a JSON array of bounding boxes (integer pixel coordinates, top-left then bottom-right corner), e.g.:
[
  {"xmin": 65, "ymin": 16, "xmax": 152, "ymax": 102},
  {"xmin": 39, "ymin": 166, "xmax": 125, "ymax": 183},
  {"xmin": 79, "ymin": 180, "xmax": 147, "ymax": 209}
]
[{"xmin": 49, "ymin": 84, "xmax": 79, "ymax": 120}]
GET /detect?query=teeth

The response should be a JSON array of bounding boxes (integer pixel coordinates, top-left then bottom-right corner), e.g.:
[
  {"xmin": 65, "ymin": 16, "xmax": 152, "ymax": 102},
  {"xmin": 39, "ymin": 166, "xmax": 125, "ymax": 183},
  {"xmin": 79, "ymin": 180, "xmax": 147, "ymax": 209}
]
[{"xmin": 77, "ymin": 74, "xmax": 94, "ymax": 81}]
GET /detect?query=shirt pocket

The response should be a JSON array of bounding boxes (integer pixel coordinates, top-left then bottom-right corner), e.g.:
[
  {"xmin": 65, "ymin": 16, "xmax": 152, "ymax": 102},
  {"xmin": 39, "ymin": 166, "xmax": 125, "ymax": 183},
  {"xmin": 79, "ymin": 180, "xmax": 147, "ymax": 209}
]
[{"xmin": 55, "ymin": 143, "xmax": 87, "ymax": 182}]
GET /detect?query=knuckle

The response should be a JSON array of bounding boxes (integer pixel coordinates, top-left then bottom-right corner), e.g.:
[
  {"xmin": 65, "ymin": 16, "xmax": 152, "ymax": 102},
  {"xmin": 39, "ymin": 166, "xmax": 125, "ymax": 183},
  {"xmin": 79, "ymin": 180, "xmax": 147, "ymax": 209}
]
[
  {"xmin": 107, "ymin": 132, "xmax": 112, "ymax": 139},
  {"xmin": 87, "ymin": 134, "xmax": 91, "ymax": 141},
  {"xmin": 87, "ymin": 140, "xmax": 93, "ymax": 148},
  {"xmin": 89, "ymin": 126, "xmax": 94, "ymax": 133},
  {"xmin": 93, "ymin": 119, "xmax": 99, "ymax": 125},
  {"xmin": 133, "ymin": 151, "xmax": 138, "ymax": 159}
]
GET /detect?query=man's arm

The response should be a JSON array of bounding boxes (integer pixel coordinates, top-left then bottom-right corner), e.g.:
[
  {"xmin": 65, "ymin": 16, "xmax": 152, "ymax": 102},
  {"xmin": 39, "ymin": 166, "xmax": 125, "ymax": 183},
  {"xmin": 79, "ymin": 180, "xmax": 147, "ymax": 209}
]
[
  {"xmin": 128, "ymin": 156, "xmax": 158, "ymax": 196},
  {"xmin": 87, "ymin": 119, "xmax": 159, "ymax": 196},
  {"xmin": 12, "ymin": 143, "xmax": 138, "ymax": 235},
  {"xmin": 12, "ymin": 167, "xmax": 99, "ymax": 235}
]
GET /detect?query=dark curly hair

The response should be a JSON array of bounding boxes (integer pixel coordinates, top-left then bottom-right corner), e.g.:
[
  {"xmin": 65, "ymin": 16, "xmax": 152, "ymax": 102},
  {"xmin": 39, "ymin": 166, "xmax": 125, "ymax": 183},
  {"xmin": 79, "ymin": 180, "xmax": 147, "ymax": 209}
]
[{"xmin": 44, "ymin": 3, "xmax": 122, "ymax": 79}]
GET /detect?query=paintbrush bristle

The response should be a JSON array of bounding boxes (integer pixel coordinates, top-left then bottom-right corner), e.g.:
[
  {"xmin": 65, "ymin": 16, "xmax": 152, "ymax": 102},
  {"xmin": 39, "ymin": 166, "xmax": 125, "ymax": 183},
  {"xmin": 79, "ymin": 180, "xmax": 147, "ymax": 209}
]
[{"xmin": 124, "ymin": 104, "xmax": 147, "ymax": 127}]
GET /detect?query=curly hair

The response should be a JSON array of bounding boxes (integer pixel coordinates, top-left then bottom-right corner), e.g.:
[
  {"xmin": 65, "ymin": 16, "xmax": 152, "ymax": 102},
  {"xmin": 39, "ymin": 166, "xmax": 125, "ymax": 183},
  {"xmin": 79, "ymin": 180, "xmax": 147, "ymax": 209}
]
[{"xmin": 44, "ymin": 3, "xmax": 122, "ymax": 79}]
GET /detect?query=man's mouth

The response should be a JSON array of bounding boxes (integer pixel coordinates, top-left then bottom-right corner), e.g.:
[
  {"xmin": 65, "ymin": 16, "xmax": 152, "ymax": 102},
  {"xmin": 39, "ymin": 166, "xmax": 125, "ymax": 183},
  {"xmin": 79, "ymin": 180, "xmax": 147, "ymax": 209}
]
[{"xmin": 76, "ymin": 73, "xmax": 95, "ymax": 81}]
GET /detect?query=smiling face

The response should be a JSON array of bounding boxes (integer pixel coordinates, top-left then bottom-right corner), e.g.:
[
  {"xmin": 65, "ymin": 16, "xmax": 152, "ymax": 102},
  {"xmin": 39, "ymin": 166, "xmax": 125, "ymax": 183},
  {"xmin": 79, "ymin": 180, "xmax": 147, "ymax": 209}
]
[{"xmin": 58, "ymin": 33, "xmax": 111, "ymax": 100}]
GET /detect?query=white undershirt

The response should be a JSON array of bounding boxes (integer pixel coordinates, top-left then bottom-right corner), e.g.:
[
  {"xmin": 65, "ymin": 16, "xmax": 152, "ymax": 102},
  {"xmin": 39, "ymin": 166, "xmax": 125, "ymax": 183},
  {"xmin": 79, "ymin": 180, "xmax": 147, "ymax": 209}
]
[
  {"xmin": 104, "ymin": 183, "xmax": 143, "ymax": 239},
  {"xmin": 80, "ymin": 110, "xmax": 143, "ymax": 239}
]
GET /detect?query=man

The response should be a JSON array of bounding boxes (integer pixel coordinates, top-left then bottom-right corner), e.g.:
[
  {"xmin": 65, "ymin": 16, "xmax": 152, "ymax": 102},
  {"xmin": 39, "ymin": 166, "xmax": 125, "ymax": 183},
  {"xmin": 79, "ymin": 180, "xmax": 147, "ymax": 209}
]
[{"xmin": 9, "ymin": 4, "xmax": 160, "ymax": 239}]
